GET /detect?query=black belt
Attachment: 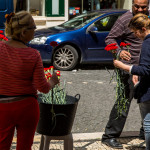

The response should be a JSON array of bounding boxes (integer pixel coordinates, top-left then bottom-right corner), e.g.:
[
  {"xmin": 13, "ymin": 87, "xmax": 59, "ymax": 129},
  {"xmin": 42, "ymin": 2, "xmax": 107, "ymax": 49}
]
[{"xmin": 0, "ymin": 95, "xmax": 36, "ymax": 103}]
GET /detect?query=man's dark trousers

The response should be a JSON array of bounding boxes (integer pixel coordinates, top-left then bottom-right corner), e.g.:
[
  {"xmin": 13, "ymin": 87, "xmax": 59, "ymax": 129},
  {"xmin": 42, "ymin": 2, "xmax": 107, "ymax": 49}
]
[{"xmin": 102, "ymin": 71, "xmax": 144, "ymax": 140}]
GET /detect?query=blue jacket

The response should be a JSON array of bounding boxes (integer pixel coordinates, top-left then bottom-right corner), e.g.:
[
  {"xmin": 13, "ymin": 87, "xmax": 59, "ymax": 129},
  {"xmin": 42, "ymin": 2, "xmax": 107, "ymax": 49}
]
[{"xmin": 131, "ymin": 34, "xmax": 150, "ymax": 103}]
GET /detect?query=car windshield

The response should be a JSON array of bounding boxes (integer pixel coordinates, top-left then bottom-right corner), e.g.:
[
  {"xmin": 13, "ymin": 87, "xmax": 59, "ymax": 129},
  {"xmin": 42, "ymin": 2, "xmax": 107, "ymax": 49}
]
[{"xmin": 60, "ymin": 12, "xmax": 103, "ymax": 29}]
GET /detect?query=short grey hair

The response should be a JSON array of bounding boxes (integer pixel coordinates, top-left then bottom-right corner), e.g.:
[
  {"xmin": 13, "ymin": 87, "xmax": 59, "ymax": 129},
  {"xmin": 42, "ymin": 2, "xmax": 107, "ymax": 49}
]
[{"xmin": 132, "ymin": 0, "xmax": 149, "ymax": 4}]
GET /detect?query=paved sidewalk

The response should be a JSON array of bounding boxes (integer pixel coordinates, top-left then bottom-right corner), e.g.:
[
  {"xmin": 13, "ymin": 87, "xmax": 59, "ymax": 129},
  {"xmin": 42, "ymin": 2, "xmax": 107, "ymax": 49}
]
[{"xmin": 12, "ymin": 132, "xmax": 145, "ymax": 150}]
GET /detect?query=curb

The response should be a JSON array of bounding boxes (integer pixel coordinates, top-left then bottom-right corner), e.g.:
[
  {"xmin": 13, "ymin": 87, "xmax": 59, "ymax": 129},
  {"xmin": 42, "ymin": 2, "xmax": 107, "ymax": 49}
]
[
  {"xmin": 73, "ymin": 131, "xmax": 139, "ymax": 140},
  {"xmin": 72, "ymin": 132, "xmax": 102, "ymax": 140},
  {"xmin": 34, "ymin": 131, "xmax": 140, "ymax": 141}
]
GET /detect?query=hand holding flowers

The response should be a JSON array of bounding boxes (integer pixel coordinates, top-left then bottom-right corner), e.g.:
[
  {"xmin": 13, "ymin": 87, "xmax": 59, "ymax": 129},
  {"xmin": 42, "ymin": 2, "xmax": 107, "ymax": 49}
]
[
  {"xmin": 119, "ymin": 50, "xmax": 131, "ymax": 61},
  {"xmin": 105, "ymin": 42, "xmax": 131, "ymax": 117},
  {"xmin": 113, "ymin": 59, "xmax": 131, "ymax": 72},
  {"xmin": 119, "ymin": 42, "xmax": 131, "ymax": 61},
  {"xmin": 41, "ymin": 66, "xmax": 66, "ymax": 104},
  {"xmin": 48, "ymin": 72, "xmax": 60, "ymax": 89}
]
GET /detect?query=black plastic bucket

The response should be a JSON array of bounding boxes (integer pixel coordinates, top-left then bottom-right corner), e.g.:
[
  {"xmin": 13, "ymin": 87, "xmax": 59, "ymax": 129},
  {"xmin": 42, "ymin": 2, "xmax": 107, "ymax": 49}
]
[{"xmin": 36, "ymin": 94, "xmax": 80, "ymax": 136}]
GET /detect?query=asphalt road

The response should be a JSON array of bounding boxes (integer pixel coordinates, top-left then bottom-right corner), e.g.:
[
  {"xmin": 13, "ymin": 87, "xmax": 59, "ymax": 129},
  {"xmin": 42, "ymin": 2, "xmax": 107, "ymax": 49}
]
[{"xmin": 59, "ymin": 64, "xmax": 142, "ymax": 134}]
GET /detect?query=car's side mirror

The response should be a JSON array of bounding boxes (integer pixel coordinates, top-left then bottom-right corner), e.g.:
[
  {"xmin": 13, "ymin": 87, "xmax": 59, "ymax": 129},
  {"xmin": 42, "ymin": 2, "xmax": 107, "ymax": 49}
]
[
  {"xmin": 88, "ymin": 26, "xmax": 98, "ymax": 34},
  {"xmin": 90, "ymin": 26, "xmax": 98, "ymax": 32}
]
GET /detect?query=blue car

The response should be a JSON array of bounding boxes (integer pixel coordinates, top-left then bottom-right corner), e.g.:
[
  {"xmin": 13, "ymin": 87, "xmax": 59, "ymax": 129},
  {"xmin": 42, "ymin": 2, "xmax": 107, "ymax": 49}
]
[{"xmin": 29, "ymin": 9, "xmax": 127, "ymax": 70}]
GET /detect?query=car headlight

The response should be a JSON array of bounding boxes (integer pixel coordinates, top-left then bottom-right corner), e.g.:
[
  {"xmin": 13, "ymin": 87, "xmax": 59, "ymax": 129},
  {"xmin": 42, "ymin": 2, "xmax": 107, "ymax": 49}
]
[{"xmin": 30, "ymin": 36, "xmax": 47, "ymax": 44}]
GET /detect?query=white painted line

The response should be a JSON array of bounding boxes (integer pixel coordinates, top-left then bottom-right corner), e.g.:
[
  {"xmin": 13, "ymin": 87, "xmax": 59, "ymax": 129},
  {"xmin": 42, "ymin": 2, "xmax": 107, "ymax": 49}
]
[
  {"xmin": 97, "ymin": 82, "xmax": 103, "ymax": 84},
  {"xmin": 112, "ymin": 82, "xmax": 117, "ymax": 84},
  {"xmin": 67, "ymin": 82, "xmax": 72, "ymax": 84},
  {"xmin": 82, "ymin": 82, "xmax": 88, "ymax": 84}
]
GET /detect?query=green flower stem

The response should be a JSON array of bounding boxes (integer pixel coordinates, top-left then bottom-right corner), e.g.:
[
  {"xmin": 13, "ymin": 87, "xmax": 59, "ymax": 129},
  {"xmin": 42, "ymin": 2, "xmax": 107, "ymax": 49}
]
[
  {"xmin": 115, "ymin": 68, "xmax": 128, "ymax": 117},
  {"xmin": 40, "ymin": 80, "xmax": 66, "ymax": 104}
]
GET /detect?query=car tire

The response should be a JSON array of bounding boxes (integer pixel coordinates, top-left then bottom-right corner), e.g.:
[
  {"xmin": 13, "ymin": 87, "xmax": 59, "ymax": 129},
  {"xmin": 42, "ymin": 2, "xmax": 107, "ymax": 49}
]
[{"xmin": 53, "ymin": 45, "xmax": 79, "ymax": 71}]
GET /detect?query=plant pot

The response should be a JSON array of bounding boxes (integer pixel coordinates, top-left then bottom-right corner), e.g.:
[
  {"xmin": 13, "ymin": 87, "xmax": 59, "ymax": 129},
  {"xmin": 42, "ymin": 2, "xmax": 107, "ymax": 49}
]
[{"xmin": 36, "ymin": 94, "xmax": 80, "ymax": 136}]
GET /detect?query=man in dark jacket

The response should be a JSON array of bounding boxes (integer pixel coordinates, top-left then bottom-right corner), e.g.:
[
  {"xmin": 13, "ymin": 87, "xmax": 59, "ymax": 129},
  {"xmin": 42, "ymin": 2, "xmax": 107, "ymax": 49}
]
[{"xmin": 102, "ymin": 0, "xmax": 150, "ymax": 149}]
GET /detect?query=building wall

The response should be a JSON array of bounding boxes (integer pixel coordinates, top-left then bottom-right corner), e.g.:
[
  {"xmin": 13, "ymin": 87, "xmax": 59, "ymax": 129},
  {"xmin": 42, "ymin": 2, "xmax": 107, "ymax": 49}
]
[
  {"xmin": 34, "ymin": 0, "xmax": 132, "ymax": 29},
  {"xmin": 120, "ymin": 0, "xmax": 132, "ymax": 9},
  {"xmin": 33, "ymin": 0, "xmax": 68, "ymax": 29}
]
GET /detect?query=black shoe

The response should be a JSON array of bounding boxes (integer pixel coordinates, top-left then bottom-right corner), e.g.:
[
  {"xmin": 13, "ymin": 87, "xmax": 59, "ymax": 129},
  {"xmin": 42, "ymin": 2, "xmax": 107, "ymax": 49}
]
[
  {"xmin": 139, "ymin": 135, "xmax": 145, "ymax": 140},
  {"xmin": 102, "ymin": 138, "xmax": 123, "ymax": 149},
  {"xmin": 139, "ymin": 126, "xmax": 145, "ymax": 140}
]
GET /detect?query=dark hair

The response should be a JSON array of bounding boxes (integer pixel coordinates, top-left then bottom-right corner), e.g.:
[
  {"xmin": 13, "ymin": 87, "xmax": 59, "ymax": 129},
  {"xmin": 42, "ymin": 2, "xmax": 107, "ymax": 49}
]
[{"xmin": 128, "ymin": 13, "xmax": 150, "ymax": 30}]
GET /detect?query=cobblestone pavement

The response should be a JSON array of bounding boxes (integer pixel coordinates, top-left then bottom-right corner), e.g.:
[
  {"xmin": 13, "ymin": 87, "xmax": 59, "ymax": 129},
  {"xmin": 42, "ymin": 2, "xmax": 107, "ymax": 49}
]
[{"xmin": 11, "ymin": 132, "xmax": 146, "ymax": 150}]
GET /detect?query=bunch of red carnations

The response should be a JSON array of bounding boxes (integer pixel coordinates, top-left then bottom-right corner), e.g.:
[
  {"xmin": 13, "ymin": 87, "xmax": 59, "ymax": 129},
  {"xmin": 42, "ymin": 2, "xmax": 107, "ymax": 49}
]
[
  {"xmin": 105, "ymin": 42, "xmax": 131, "ymax": 117},
  {"xmin": 41, "ymin": 66, "xmax": 66, "ymax": 104},
  {"xmin": 0, "ymin": 30, "xmax": 8, "ymax": 41}
]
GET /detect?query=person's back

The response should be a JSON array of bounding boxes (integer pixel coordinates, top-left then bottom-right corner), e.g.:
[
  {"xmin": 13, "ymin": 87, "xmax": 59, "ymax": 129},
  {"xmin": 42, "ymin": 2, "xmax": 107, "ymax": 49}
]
[
  {"xmin": 0, "ymin": 41, "xmax": 49, "ymax": 96},
  {"xmin": 0, "ymin": 11, "xmax": 59, "ymax": 150}
]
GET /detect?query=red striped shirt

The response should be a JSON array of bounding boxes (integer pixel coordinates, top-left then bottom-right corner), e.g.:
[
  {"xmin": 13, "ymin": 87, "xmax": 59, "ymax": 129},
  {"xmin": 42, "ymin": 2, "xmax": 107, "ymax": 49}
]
[{"xmin": 0, "ymin": 41, "xmax": 50, "ymax": 97}]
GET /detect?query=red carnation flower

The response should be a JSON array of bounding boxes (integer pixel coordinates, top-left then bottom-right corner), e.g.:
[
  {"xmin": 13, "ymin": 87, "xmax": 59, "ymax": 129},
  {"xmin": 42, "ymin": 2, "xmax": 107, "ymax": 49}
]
[
  {"xmin": 107, "ymin": 43, "xmax": 117, "ymax": 47},
  {"xmin": 126, "ymin": 43, "xmax": 131, "ymax": 46},
  {"xmin": 44, "ymin": 68, "xmax": 49, "ymax": 71},
  {"xmin": 105, "ymin": 43, "xmax": 118, "ymax": 59},
  {"xmin": 45, "ymin": 72, "xmax": 52, "ymax": 80},
  {"xmin": 0, "ymin": 34, "xmax": 4, "ymax": 39},
  {"xmin": 105, "ymin": 45, "xmax": 118, "ymax": 52},
  {"xmin": 120, "ymin": 42, "xmax": 126, "ymax": 47},
  {"xmin": 56, "ymin": 71, "xmax": 60, "ymax": 76},
  {"xmin": 50, "ymin": 41, "xmax": 59, "ymax": 47},
  {"xmin": 49, "ymin": 66, "xmax": 54, "ymax": 69},
  {"xmin": 3, "ymin": 37, "xmax": 8, "ymax": 41}
]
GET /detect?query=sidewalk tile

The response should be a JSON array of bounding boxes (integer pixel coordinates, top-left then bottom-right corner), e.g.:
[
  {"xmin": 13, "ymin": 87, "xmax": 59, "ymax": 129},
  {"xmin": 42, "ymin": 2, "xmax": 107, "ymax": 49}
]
[{"xmin": 11, "ymin": 132, "xmax": 146, "ymax": 150}]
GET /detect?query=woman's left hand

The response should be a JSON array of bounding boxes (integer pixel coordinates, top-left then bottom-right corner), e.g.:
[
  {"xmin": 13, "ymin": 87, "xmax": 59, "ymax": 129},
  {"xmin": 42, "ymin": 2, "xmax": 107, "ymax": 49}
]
[
  {"xmin": 113, "ymin": 59, "xmax": 123, "ymax": 68},
  {"xmin": 113, "ymin": 59, "xmax": 130, "ymax": 73}
]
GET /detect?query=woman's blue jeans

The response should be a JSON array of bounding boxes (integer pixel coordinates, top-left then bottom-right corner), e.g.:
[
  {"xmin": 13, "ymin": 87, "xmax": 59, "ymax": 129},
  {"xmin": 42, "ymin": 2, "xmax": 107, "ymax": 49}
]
[{"xmin": 139, "ymin": 101, "xmax": 150, "ymax": 150}]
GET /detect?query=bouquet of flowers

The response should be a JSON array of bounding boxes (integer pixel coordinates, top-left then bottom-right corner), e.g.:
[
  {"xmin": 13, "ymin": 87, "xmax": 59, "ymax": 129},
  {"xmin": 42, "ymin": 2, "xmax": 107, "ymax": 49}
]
[
  {"xmin": 40, "ymin": 66, "xmax": 67, "ymax": 104},
  {"xmin": 105, "ymin": 42, "xmax": 131, "ymax": 117}
]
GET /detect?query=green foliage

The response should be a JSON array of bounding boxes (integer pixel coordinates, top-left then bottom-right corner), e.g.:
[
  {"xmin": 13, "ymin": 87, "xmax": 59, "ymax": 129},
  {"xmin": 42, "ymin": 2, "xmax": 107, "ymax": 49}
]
[
  {"xmin": 115, "ymin": 68, "xmax": 129, "ymax": 117},
  {"xmin": 41, "ymin": 80, "xmax": 67, "ymax": 104}
]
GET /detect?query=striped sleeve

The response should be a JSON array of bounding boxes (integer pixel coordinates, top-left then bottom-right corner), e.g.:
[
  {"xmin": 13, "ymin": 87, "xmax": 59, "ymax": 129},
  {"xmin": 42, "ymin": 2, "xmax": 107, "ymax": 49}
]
[
  {"xmin": 33, "ymin": 52, "xmax": 51, "ymax": 93},
  {"xmin": 105, "ymin": 15, "xmax": 126, "ymax": 53}
]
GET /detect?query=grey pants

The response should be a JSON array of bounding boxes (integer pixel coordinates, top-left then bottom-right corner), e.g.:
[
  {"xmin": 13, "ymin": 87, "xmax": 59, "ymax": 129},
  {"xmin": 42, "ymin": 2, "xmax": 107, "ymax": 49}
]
[{"xmin": 139, "ymin": 101, "xmax": 150, "ymax": 150}]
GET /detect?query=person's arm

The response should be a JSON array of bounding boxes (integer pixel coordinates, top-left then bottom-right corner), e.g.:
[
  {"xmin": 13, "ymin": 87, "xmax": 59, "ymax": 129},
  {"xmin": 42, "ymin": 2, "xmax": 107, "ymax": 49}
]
[
  {"xmin": 33, "ymin": 52, "xmax": 59, "ymax": 94},
  {"xmin": 114, "ymin": 40, "xmax": 150, "ymax": 76},
  {"xmin": 105, "ymin": 17, "xmax": 124, "ymax": 53},
  {"xmin": 131, "ymin": 41, "xmax": 150, "ymax": 76},
  {"xmin": 48, "ymin": 72, "xmax": 59, "ymax": 89},
  {"xmin": 113, "ymin": 60, "xmax": 139, "ymax": 85},
  {"xmin": 105, "ymin": 16, "xmax": 131, "ymax": 61},
  {"xmin": 113, "ymin": 60, "xmax": 131, "ymax": 72}
]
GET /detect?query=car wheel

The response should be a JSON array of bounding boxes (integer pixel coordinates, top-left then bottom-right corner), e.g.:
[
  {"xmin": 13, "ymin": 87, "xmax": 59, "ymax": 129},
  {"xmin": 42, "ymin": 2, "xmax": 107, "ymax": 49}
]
[{"xmin": 53, "ymin": 45, "xmax": 79, "ymax": 71}]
